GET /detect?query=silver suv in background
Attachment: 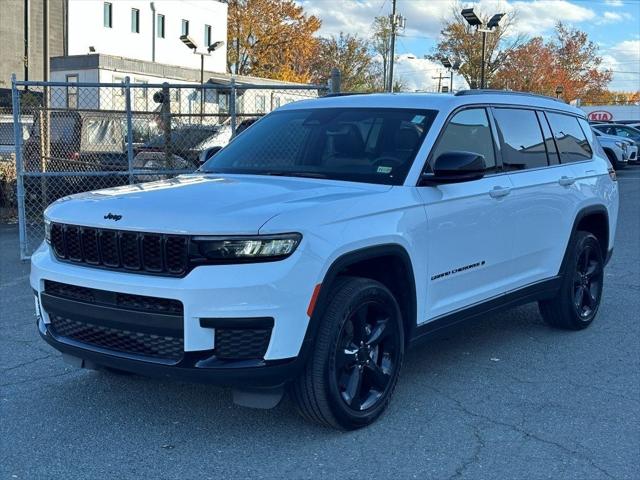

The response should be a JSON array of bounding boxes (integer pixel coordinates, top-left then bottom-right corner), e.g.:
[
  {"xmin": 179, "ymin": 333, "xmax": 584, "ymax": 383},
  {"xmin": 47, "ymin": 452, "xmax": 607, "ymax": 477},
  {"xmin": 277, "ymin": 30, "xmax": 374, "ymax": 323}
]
[{"xmin": 592, "ymin": 129, "xmax": 633, "ymax": 169}]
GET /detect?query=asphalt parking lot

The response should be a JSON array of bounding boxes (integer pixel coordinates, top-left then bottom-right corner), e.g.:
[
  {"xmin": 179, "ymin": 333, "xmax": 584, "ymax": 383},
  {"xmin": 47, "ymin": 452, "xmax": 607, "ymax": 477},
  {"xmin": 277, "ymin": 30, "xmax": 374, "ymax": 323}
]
[{"xmin": 1, "ymin": 168, "xmax": 639, "ymax": 480}]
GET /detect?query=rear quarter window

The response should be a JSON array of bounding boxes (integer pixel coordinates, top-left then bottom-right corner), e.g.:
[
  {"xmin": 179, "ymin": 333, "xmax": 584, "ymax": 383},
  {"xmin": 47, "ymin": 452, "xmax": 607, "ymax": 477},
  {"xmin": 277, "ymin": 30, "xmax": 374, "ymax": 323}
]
[{"xmin": 546, "ymin": 112, "xmax": 592, "ymax": 163}]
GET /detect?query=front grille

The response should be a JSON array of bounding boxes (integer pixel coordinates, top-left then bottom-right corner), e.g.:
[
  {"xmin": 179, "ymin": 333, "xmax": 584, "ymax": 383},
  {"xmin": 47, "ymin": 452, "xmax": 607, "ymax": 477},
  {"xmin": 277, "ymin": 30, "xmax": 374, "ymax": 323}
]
[
  {"xmin": 50, "ymin": 223, "xmax": 189, "ymax": 276},
  {"xmin": 44, "ymin": 280, "xmax": 183, "ymax": 315},
  {"xmin": 49, "ymin": 314, "xmax": 183, "ymax": 361},
  {"xmin": 215, "ymin": 328, "xmax": 272, "ymax": 360}
]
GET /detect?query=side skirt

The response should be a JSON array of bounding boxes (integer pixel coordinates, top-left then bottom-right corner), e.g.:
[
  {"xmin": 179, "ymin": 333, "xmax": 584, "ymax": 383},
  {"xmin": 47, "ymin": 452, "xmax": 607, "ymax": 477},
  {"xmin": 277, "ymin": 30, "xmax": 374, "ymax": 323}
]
[{"xmin": 410, "ymin": 276, "xmax": 561, "ymax": 346}]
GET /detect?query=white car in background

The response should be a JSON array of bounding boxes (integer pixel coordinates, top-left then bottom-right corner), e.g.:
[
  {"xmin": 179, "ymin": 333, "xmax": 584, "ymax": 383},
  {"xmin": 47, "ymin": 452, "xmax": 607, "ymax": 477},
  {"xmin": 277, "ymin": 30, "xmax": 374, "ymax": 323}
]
[{"xmin": 592, "ymin": 129, "xmax": 632, "ymax": 169}]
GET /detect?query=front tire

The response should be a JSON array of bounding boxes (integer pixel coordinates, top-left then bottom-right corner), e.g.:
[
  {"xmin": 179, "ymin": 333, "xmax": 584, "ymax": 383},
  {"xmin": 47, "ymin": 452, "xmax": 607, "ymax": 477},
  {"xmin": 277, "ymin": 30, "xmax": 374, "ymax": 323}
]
[
  {"xmin": 539, "ymin": 231, "xmax": 604, "ymax": 330},
  {"xmin": 291, "ymin": 277, "xmax": 404, "ymax": 430}
]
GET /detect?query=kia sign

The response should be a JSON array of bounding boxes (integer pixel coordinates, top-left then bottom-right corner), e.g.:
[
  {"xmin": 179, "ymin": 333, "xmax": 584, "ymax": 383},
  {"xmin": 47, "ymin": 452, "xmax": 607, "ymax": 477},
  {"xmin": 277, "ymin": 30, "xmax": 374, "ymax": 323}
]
[{"xmin": 588, "ymin": 110, "xmax": 613, "ymax": 122}]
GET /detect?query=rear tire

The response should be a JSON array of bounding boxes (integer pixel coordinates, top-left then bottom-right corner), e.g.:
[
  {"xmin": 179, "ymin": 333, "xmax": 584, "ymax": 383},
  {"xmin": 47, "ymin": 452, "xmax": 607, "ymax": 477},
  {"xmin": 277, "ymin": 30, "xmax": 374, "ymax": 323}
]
[
  {"xmin": 539, "ymin": 231, "xmax": 604, "ymax": 330},
  {"xmin": 291, "ymin": 277, "xmax": 404, "ymax": 430}
]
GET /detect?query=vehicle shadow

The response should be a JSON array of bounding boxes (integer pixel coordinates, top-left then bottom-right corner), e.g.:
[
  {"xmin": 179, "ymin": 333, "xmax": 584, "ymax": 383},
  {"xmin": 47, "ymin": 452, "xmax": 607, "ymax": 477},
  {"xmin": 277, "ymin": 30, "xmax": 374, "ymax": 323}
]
[{"xmin": 45, "ymin": 301, "xmax": 560, "ymax": 440}]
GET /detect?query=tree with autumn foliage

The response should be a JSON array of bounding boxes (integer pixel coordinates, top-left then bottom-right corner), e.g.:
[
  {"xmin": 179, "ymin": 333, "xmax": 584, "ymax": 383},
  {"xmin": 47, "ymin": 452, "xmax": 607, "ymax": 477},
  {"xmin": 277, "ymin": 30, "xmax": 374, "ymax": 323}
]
[
  {"xmin": 311, "ymin": 33, "xmax": 378, "ymax": 92},
  {"xmin": 492, "ymin": 23, "xmax": 612, "ymax": 101},
  {"xmin": 227, "ymin": 0, "xmax": 321, "ymax": 83},
  {"xmin": 429, "ymin": 3, "xmax": 525, "ymax": 89}
]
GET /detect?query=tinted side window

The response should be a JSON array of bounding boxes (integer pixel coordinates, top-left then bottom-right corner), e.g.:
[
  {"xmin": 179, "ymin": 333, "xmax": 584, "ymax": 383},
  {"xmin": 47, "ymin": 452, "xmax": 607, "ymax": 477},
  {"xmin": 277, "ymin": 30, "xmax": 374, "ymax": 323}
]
[
  {"xmin": 577, "ymin": 118, "xmax": 596, "ymax": 153},
  {"xmin": 493, "ymin": 108, "xmax": 548, "ymax": 170},
  {"xmin": 537, "ymin": 111, "xmax": 560, "ymax": 165},
  {"xmin": 546, "ymin": 112, "xmax": 593, "ymax": 163},
  {"xmin": 431, "ymin": 108, "xmax": 496, "ymax": 170}
]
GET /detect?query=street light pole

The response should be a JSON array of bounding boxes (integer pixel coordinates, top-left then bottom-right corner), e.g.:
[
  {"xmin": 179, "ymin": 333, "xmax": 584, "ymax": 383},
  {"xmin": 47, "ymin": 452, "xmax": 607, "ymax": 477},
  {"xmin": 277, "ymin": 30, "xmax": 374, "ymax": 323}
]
[
  {"xmin": 480, "ymin": 30, "xmax": 487, "ymax": 89},
  {"xmin": 180, "ymin": 35, "xmax": 224, "ymax": 124},
  {"xmin": 461, "ymin": 9, "xmax": 504, "ymax": 90},
  {"xmin": 200, "ymin": 53, "xmax": 205, "ymax": 123}
]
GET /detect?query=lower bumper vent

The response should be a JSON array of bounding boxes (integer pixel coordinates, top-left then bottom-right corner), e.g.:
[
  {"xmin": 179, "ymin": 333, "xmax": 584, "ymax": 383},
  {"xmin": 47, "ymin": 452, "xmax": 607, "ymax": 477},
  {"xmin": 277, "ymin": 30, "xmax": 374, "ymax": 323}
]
[
  {"xmin": 49, "ymin": 314, "xmax": 184, "ymax": 361},
  {"xmin": 215, "ymin": 328, "xmax": 272, "ymax": 360}
]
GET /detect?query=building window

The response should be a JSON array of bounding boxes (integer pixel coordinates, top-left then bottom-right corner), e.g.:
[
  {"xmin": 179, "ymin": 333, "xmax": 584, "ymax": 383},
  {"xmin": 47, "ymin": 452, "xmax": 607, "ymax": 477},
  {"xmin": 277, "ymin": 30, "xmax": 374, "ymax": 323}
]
[
  {"xmin": 66, "ymin": 74, "xmax": 79, "ymax": 109},
  {"xmin": 181, "ymin": 19, "xmax": 189, "ymax": 36},
  {"xmin": 157, "ymin": 14, "xmax": 165, "ymax": 38},
  {"xmin": 134, "ymin": 80, "xmax": 148, "ymax": 111},
  {"xmin": 131, "ymin": 8, "xmax": 140, "ymax": 33},
  {"xmin": 218, "ymin": 92, "xmax": 229, "ymax": 113},
  {"xmin": 103, "ymin": 2, "xmax": 112, "ymax": 28},
  {"xmin": 204, "ymin": 24, "xmax": 212, "ymax": 47}
]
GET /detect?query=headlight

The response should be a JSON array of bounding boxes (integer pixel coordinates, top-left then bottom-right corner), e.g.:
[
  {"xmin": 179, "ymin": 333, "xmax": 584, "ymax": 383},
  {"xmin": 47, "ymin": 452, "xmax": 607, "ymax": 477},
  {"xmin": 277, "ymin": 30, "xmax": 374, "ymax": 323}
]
[
  {"xmin": 616, "ymin": 141, "xmax": 627, "ymax": 151},
  {"xmin": 192, "ymin": 233, "xmax": 302, "ymax": 262},
  {"xmin": 44, "ymin": 218, "xmax": 51, "ymax": 244}
]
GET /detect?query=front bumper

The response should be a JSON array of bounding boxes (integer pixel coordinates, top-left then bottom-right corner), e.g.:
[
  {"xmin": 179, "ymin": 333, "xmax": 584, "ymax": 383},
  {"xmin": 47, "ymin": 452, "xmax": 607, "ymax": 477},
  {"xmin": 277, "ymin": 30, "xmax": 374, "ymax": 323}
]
[
  {"xmin": 37, "ymin": 317, "xmax": 303, "ymax": 387},
  {"xmin": 31, "ymin": 241, "xmax": 323, "ymax": 383}
]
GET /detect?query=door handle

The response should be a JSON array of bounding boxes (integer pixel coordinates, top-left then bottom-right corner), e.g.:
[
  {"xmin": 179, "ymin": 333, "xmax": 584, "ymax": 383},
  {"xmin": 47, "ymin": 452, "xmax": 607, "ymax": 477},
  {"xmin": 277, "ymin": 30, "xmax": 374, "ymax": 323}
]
[
  {"xmin": 558, "ymin": 176, "xmax": 576, "ymax": 186},
  {"xmin": 488, "ymin": 186, "xmax": 511, "ymax": 198}
]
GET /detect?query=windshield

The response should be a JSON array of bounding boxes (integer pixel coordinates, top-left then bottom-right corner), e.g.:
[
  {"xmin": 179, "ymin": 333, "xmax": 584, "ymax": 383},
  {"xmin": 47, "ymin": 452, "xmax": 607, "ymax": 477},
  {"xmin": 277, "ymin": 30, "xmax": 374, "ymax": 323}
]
[{"xmin": 200, "ymin": 108, "xmax": 437, "ymax": 185}]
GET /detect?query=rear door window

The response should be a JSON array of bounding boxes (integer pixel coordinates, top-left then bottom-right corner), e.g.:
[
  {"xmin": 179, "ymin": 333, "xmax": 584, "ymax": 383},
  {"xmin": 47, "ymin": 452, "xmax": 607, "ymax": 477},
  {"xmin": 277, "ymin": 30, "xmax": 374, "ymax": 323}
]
[
  {"xmin": 546, "ymin": 112, "xmax": 593, "ymax": 163},
  {"xmin": 492, "ymin": 108, "xmax": 549, "ymax": 170},
  {"xmin": 431, "ymin": 108, "xmax": 497, "ymax": 171}
]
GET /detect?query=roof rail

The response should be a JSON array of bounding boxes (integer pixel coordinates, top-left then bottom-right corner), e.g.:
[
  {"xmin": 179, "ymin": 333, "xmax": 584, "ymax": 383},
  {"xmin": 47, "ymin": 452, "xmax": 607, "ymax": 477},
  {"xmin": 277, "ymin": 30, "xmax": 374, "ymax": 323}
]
[{"xmin": 455, "ymin": 89, "xmax": 564, "ymax": 103}]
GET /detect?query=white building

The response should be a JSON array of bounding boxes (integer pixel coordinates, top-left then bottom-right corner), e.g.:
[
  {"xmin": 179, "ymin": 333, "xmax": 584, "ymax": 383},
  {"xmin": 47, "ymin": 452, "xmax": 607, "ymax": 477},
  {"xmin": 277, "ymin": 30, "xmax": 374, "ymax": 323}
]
[{"xmin": 66, "ymin": 0, "xmax": 227, "ymax": 73}]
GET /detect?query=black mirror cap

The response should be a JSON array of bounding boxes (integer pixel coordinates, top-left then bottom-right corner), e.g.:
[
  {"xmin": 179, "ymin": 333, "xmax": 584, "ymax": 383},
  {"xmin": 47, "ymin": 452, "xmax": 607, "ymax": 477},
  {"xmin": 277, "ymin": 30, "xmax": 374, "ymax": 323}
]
[
  {"xmin": 421, "ymin": 151, "xmax": 487, "ymax": 185},
  {"xmin": 198, "ymin": 145, "xmax": 223, "ymax": 165}
]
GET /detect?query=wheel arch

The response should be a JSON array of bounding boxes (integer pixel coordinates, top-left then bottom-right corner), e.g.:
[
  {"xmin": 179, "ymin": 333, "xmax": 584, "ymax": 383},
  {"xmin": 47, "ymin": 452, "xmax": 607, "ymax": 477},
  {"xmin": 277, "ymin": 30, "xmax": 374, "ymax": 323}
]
[
  {"xmin": 559, "ymin": 205, "xmax": 609, "ymax": 275},
  {"xmin": 304, "ymin": 244, "xmax": 418, "ymax": 352}
]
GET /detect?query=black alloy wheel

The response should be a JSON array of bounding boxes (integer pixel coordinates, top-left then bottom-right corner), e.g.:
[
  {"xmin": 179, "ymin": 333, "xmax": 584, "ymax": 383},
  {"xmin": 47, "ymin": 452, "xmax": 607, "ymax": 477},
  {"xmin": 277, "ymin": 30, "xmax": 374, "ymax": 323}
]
[
  {"xmin": 539, "ymin": 231, "xmax": 604, "ymax": 330},
  {"xmin": 334, "ymin": 300, "xmax": 401, "ymax": 411},
  {"xmin": 291, "ymin": 277, "xmax": 404, "ymax": 429},
  {"xmin": 572, "ymin": 243, "xmax": 603, "ymax": 320}
]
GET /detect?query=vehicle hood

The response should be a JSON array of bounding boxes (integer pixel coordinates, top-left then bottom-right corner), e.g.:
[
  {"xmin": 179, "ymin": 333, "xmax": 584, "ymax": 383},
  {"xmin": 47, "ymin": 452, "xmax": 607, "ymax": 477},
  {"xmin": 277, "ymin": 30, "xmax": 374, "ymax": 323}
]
[
  {"xmin": 597, "ymin": 133, "xmax": 630, "ymax": 146},
  {"xmin": 45, "ymin": 174, "xmax": 392, "ymax": 235}
]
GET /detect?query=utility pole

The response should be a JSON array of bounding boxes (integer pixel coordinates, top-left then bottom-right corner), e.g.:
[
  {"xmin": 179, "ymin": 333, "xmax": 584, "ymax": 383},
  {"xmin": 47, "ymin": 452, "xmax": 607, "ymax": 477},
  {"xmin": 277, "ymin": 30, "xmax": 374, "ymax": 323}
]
[
  {"xmin": 387, "ymin": 0, "xmax": 405, "ymax": 92},
  {"xmin": 388, "ymin": 0, "xmax": 396, "ymax": 92},
  {"xmin": 432, "ymin": 72, "xmax": 445, "ymax": 93}
]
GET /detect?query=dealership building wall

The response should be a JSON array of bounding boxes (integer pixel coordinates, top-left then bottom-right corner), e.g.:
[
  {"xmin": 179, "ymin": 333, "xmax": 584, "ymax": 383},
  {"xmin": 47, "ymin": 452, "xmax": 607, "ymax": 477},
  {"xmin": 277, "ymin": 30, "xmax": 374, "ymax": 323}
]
[{"xmin": 580, "ymin": 105, "xmax": 640, "ymax": 122}]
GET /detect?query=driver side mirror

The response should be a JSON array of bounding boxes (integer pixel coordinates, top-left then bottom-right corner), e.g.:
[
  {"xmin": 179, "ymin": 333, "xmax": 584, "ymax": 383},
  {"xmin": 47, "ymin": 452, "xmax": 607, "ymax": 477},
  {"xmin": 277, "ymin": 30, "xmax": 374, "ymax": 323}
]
[
  {"xmin": 419, "ymin": 151, "xmax": 486, "ymax": 185},
  {"xmin": 198, "ymin": 146, "xmax": 223, "ymax": 165}
]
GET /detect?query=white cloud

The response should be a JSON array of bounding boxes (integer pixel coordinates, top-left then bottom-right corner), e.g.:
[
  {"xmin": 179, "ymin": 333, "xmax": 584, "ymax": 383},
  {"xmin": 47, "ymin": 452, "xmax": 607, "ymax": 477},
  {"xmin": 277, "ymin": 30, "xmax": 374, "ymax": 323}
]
[
  {"xmin": 299, "ymin": 0, "xmax": 598, "ymax": 41},
  {"xmin": 601, "ymin": 40, "xmax": 640, "ymax": 91},
  {"xmin": 391, "ymin": 54, "xmax": 468, "ymax": 92},
  {"xmin": 507, "ymin": 1, "xmax": 595, "ymax": 35},
  {"xmin": 604, "ymin": 0, "xmax": 624, "ymax": 7},
  {"xmin": 597, "ymin": 10, "xmax": 633, "ymax": 24}
]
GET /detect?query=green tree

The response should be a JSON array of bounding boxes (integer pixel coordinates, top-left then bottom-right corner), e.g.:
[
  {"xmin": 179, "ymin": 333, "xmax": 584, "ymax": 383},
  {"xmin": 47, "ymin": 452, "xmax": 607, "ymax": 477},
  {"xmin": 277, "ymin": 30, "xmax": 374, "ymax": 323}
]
[
  {"xmin": 311, "ymin": 33, "xmax": 377, "ymax": 92},
  {"xmin": 371, "ymin": 16, "xmax": 392, "ymax": 91}
]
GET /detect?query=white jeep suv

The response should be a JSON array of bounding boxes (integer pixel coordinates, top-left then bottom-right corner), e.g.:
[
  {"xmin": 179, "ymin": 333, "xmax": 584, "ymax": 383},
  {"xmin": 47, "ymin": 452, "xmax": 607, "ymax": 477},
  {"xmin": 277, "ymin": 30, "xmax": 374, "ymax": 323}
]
[{"xmin": 31, "ymin": 91, "xmax": 619, "ymax": 429}]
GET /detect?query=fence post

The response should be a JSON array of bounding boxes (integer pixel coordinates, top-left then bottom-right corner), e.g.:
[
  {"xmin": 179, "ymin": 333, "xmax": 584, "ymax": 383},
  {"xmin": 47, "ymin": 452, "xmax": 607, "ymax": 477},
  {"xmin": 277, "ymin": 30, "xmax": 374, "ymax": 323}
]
[
  {"xmin": 161, "ymin": 83, "xmax": 173, "ymax": 168},
  {"xmin": 124, "ymin": 76, "xmax": 134, "ymax": 184},
  {"xmin": 11, "ymin": 75, "xmax": 27, "ymax": 259},
  {"xmin": 330, "ymin": 68, "xmax": 341, "ymax": 94},
  {"xmin": 230, "ymin": 78, "xmax": 237, "ymax": 138}
]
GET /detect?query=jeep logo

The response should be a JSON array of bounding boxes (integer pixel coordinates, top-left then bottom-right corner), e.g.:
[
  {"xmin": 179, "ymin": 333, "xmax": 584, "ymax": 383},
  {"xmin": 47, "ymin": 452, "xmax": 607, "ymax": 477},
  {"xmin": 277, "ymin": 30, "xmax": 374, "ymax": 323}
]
[{"xmin": 104, "ymin": 213, "xmax": 122, "ymax": 221}]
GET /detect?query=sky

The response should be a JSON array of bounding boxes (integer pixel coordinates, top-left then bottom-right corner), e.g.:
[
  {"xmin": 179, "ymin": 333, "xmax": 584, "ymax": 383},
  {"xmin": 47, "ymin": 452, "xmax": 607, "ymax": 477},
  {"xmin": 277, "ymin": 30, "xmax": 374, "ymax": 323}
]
[{"xmin": 298, "ymin": 0, "xmax": 640, "ymax": 92}]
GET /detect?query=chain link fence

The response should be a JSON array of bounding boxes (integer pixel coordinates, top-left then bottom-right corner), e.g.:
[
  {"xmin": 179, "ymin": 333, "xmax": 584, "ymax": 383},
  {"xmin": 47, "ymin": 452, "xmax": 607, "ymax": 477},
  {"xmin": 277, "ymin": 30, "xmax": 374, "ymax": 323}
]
[{"xmin": 9, "ymin": 77, "xmax": 328, "ymax": 258}]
